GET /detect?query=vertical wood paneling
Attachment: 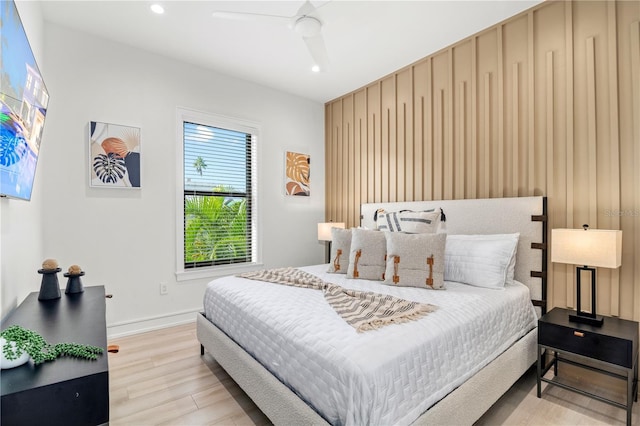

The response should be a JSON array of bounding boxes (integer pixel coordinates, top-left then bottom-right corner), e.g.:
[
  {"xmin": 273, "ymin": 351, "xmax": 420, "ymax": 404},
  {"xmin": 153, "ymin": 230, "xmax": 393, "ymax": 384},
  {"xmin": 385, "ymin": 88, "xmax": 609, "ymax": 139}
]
[
  {"xmin": 607, "ymin": 1, "xmax": 621, "ymax": 316},
  {"xmin": 324, "ymin": 0, "xmax": 639, "ymax": 321},
  {"xmin": 397, "ymin": 68, "xmax": 413, "ymax": 201},
  {"xmin": 545, "ymin": 51, "xmax": 554, "ymax": 199},
  {"xmin": 413, "ymin": 60, "xmax": 428, "ymax": 201},
  {"xmin": 342, "ymin": 95, "xmax": 354, "ymax": 226},
  {"xmin": 457, "ymin": 81, "xmax": 466, "ymax": 199},
  {"xmin": 435, "ymin": 89, "xmax": 444, "ymax": 200},
  {"xmin": 325, "ymin": 104, "xmax": 333, "ymax": 220},
  {"xmin": 331, "ymin": 100, "xmax": 343, "ymax": 223},
  {"xmin": 453, "ymin": 41, "xmax": 472, "ymax": 200},
  {"xmin": 565, "ymin": 0, "xmax": 575, "ymax": 308},
  {"xmin": 367, "ymin": 83, "xmax": 381, "ymax": 202},
  {"xmin": 397, "ymin": 101, "xmax": 406, "ymax": 201},
  {"xmin": 528, "ymin": 12, "xmax": 536, "ymax": 196},
  {"xmin": 477, "ymin": 29, "xmax": 498, "ymax": 200},
  {"xmin": 354, "ymin": 89, "xmax": 367, "ymax": 226},
  {"xmin": 470, "ymin": 41, "xmax": 478, "ymax": 199},
  {"xmin": 586, "ymin": 37, "xmax": 598, "ymax": 228},
  {"xmin": 504, "ymin": 16, "xmax": 528, "ymax": 198},
  {"xmin": 497, "ymin": 26, "xmax": 505, "ymax": 197},
  {"xmin": 384, "ymin": 106, "xmax": 390, "ymax": 202},
  {"xmin": 417, "ymin": 94, "xmax": 425, "ymax": 199},
  {"xmin": 446, "ymin": 50, "xmax": 454, "ymax": 200},
  {"xmin": 433, "ymin": 51, "xmax": 449, "ymax": 201},
  {"xmin": 532, "ymin": 0, "xmax": 567, "ymax": 309},
  {"xmin": 483, "ymin": 73, "xmax": 491, "ymax": 198},
  {"xmin": 425, "ymin": 59, "xmax": 434, "ymax": 200},
  {"xmin": 512, "ymin": 62, "xmax": 520, "ymax": 196},
  {"xmin": 585, "ymin": 34, "xmax": 598, "ymax": 314},
  {"xmin": 381, "ymin": 77, "xmax": 395, "ymax": 202},
  {"xmin": 631, "ymin": 20, "xmax": 640, "ymax": 321}
]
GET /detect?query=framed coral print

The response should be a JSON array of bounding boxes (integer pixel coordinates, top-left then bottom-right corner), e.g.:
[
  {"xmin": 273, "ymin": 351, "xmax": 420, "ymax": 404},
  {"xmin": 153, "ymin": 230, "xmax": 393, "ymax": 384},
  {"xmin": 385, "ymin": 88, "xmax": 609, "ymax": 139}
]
[
  {"xmin": 285, "ymin": 151, "xmax": 310, "ymax": 196},
  {"xmin": 89, "ymin": 121, "xmax": 141, "ymax": 188}
]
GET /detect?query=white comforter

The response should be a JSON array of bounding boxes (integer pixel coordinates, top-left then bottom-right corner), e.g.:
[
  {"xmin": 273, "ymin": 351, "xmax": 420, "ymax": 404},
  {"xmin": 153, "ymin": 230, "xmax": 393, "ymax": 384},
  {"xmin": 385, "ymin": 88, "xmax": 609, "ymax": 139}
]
[{"xmin": 204, "ymin": 264, "xmax": 537, "ymax": 426}]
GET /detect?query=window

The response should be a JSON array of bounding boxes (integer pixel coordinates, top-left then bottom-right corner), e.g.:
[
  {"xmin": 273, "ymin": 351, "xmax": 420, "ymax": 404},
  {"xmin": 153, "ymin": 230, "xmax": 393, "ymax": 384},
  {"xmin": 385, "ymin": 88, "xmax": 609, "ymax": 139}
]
[{"xmin": 176, "ymin": 108, "xmax": 259, "ymax": 279}]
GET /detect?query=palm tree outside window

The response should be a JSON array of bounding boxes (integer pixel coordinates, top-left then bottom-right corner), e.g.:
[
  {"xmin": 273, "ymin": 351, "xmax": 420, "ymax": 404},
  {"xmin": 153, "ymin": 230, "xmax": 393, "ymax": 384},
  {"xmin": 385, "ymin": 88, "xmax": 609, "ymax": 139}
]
[{"xmin": 193, "ymin": 156, "xmax": 207, "ymax": 176}]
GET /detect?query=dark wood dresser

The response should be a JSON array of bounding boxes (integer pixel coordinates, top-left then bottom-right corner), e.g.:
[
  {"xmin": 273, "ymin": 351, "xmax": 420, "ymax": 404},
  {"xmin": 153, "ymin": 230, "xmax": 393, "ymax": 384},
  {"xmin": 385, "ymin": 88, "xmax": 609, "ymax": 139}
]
[{"xmin": 1, "ymin": 286, "xmax": 109, "ymax": 425}]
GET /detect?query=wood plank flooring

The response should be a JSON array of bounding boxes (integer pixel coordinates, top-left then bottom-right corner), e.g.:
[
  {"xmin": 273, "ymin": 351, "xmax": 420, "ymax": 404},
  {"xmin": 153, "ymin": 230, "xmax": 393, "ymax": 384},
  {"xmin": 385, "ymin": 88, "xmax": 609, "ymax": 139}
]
[
  {"xmin": 108, "ymin": 323, "xmax": 270, "ymax": 426},
  {"xmin": 109, "ymin": 322, "xmax": 639, "ymax": 425}
]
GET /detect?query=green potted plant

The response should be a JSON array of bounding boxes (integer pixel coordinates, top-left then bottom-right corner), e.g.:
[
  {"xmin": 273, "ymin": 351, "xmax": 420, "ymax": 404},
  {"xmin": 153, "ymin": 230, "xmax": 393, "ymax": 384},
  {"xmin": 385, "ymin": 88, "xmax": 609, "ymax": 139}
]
[{"xmin": 1, "ymin": 325, "xmax": 103, "ymax": 369}]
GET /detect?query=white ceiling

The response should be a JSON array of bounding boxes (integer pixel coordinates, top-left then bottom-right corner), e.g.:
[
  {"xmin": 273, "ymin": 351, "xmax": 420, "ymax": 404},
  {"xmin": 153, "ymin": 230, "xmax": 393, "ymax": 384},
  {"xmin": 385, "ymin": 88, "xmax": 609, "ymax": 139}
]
[{"xmin": 40, "ymin": 0, "xmax": 542, "ymax": 104}]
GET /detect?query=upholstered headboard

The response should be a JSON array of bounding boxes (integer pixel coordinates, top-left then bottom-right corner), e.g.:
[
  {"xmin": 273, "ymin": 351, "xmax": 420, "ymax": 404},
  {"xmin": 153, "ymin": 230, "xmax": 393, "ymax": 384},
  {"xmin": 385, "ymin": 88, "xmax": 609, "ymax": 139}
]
[{"xmin": 361, "ymin": 196, "xmax": 547, "ymax": 314}]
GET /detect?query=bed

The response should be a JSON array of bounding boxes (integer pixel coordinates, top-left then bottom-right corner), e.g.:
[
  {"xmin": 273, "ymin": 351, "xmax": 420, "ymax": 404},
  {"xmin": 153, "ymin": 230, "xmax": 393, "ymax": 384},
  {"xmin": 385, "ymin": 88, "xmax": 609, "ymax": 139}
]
[{"xmin": 197, "ymin": 196, "xmax": 548, "ymax": 425}]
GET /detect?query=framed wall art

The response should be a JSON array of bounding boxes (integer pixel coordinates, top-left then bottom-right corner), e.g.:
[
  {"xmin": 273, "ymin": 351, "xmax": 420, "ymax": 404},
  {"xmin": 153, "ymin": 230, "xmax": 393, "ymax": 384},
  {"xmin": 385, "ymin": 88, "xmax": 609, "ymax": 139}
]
[
  {"xmin": 285, "ymin": 151, "xmax": 310, "ymax": 196},
  {"xmin": 89, "ymin": 121, "xmax": 141, "ymax": 188}
]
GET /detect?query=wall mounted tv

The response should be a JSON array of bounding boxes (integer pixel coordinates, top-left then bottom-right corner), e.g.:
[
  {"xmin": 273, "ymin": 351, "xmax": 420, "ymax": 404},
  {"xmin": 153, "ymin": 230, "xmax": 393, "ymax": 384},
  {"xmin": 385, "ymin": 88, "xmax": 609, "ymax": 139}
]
[{"xmin": 0, "ymin": 0, "xmax": 49, "ymax": 201}]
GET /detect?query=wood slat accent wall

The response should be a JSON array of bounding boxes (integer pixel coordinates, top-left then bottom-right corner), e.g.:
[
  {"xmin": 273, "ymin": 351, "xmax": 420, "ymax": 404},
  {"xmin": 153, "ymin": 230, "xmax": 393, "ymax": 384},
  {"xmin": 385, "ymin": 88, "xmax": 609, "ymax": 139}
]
[{"xmin": 325, "ymin": 0, "xmax": 640, "ymax": 321}]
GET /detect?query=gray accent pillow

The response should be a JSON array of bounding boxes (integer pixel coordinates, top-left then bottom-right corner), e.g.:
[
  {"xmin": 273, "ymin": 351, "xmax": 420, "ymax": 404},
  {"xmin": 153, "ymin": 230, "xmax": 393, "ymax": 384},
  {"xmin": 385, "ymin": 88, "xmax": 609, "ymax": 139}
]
[
  {"xmin": 347, "ymin": 228, "xmax": 387, "ymax": 281},
  {"xmin": 327, "ymin": 228, "xmax": 352, "ymax": 274},
  {"xmin": 383, "ymin": 232, "xmax": 447, "ymax": 289}
]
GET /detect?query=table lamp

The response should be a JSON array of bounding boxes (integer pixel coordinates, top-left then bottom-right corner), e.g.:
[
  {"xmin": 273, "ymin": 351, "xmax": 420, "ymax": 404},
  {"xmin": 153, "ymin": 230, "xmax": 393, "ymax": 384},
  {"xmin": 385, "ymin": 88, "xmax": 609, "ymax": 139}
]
[
  {"xmin": 317, "ymin": 222, "xmax": 345, "ymax": 263},
  {"xmin": 551, "ymin": 225, "xmax": 622, "ymax": 327}
]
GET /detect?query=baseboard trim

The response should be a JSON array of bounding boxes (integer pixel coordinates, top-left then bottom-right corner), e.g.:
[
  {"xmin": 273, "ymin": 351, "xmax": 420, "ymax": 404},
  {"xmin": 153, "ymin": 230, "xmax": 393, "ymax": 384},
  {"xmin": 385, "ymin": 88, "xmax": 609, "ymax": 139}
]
[{"xmin": 107, "ymin": 308, "xmax": 200, "ymax": 339}]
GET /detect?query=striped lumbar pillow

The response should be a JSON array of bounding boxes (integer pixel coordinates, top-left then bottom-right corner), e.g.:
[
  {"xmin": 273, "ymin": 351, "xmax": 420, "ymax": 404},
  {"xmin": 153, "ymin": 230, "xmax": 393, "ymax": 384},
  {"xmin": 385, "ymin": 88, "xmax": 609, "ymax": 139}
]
[{"xmin": 376, "ymin": 208, "xmax": 442, "ymax": 234}]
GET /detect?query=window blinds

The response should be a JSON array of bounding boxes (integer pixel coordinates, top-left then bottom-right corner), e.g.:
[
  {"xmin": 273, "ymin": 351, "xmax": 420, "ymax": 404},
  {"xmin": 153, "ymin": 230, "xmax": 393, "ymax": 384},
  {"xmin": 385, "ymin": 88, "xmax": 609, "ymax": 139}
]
[{"xmin": 183, "ymin": 122, "xmax": 252, "ymax": 268}]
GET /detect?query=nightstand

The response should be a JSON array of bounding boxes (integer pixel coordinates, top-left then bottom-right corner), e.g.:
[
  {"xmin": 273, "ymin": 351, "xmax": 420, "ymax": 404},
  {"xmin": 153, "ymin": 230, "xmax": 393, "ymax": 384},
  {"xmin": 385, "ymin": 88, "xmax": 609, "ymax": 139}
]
[{"xmin": 537, "ymin": 307, "xmax": 638, "ymax": 426}]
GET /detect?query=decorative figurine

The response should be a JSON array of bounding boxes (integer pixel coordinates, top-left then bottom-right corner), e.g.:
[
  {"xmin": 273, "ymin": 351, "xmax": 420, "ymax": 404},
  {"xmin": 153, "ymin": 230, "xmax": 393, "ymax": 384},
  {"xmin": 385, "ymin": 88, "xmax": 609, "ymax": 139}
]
[
  {"xmin": 64, "ymin": 264, "xmax": 85, "ymax": 294},
  {"xmin": 37, "ymin": 259, "xmax": 62, "ymax": 301}
]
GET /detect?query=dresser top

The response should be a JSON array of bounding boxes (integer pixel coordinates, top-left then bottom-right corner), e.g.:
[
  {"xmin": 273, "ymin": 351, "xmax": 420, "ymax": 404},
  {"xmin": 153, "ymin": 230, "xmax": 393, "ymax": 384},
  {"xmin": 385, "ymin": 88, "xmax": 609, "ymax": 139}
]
[{"xmin": 1, "ymin": 286, "xmax": 108, "ymax": 396}]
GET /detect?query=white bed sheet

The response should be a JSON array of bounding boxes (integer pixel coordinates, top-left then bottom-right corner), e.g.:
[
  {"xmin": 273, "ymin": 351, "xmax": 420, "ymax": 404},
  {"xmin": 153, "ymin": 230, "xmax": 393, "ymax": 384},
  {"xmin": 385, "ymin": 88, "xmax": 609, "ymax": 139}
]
[{"xmin": 204, "ymin": 264, "xmax": 537, "ymax": 426}]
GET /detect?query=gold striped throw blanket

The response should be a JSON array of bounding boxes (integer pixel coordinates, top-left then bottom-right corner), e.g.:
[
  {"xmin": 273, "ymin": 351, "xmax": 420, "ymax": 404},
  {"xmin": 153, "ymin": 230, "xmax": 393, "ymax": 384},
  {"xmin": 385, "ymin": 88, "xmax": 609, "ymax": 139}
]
[{"xmin": 238, "ymin": 267, "xmax": 437, "ymax": 332}]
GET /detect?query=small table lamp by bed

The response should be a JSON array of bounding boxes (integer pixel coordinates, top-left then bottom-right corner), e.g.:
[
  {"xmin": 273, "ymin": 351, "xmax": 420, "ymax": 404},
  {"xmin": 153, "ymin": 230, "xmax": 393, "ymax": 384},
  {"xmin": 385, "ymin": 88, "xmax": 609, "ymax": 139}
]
[
  {"xmin": 551, "ymin": 225, "xmax": 622, "ymax": 327},
  {"xmin": 318, "ymin": 222, "xmax": 345, "ymax": 264}
]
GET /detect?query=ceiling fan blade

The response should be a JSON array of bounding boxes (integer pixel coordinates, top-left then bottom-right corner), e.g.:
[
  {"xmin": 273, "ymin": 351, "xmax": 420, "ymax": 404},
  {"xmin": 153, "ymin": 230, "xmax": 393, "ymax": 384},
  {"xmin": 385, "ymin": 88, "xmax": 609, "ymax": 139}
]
[
  {"xmin": 212, "ymin": 11, "xmax": 290, "ymax": 23},
  {"xmin": 296, "ymin": 0, "xmax": 317, "ymax": 17},
  {"xmin": 303, "ymin": 34, "xmax": 330, "ymax": 72}
]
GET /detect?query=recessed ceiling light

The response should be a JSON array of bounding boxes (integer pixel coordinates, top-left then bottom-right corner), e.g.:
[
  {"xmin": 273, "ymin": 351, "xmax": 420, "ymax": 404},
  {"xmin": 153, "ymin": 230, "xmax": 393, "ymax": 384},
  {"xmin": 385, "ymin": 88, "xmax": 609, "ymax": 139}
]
[
  {"xmin": 150, "ymin": 4, "xmax": 164, "ymax": 14},
  {"xmin": 311, "ymin": 65, "xmax": 320, "ymax": 73}
]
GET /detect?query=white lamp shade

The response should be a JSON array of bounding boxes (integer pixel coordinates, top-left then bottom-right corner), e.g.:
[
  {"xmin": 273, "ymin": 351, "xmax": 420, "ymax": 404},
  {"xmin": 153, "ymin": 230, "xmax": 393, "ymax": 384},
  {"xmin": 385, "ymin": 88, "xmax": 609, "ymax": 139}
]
[
  {"xmin": 551, "ymin": 228, "xmax": 622, "ymax": 268},
  {"xmin": 317, "ymin": 222, "xmax": 345, "ymax": 241}
]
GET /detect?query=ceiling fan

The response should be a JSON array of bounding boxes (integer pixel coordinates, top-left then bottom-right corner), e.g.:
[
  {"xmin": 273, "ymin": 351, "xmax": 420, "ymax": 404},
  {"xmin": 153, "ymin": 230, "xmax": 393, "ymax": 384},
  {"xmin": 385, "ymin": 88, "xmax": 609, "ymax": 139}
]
[{"xmin": 212, "ymin": 1, "xmax": 330, "ymax": 72}]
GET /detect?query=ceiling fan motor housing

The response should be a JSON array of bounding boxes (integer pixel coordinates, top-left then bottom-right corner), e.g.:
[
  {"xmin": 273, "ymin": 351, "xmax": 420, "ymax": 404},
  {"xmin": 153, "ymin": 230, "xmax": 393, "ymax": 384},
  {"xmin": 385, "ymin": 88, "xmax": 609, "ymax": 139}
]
[{"xmin": 294, "ymin": 16, "xmax": 322, "ymax": 38}]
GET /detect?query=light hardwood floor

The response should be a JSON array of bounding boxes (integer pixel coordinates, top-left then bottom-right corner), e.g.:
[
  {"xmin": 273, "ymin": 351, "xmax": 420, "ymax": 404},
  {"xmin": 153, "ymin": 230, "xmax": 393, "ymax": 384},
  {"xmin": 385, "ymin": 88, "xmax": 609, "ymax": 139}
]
[{"xmin": 109, "ymin": 322, "xmax": 638, "ymax": 425}]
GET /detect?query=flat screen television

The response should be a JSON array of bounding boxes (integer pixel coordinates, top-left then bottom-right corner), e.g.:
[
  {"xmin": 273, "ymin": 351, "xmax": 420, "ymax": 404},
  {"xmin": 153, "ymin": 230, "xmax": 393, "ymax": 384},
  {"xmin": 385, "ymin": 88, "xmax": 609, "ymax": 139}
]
[{"xmin": 0, "ymin": 0, "xmax": 49, "ymax": 201}]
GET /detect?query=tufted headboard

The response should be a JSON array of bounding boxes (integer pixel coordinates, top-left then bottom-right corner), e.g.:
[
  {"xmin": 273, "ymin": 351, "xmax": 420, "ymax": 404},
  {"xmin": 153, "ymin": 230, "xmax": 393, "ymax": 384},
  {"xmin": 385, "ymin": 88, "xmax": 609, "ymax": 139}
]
[{"xmin": 361, "ymin": 196, "xmax": 547, "ymax": 314}]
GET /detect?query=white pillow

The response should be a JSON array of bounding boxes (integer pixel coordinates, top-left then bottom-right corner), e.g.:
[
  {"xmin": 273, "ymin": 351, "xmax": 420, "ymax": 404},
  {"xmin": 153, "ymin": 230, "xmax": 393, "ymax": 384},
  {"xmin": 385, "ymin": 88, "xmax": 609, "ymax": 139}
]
[{"xmin": 444, "ymin": 233, "xmax": 519, "ymax": 289}]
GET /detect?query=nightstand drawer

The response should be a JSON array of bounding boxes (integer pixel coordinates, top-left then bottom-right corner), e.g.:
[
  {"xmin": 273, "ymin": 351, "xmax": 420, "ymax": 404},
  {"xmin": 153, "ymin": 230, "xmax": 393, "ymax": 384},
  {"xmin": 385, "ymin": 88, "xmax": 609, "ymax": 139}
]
[{"xmin": 539, "ymin": 321, "xmax": 634, "ymax": 368}]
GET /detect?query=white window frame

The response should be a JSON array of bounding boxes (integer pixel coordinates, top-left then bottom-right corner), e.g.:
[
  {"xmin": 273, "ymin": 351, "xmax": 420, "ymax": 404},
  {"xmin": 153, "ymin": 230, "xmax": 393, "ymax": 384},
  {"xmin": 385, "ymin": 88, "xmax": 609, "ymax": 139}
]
[{"xmin": 175, "ymin": 107, "xmax": 262, "ymax": 282}]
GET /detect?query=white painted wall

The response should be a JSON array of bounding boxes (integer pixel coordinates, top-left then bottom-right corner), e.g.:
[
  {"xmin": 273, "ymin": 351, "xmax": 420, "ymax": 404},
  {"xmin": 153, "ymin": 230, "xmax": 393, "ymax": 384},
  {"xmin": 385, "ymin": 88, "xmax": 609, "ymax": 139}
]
[
  {"xmin": 1, "ymin": 1, "xmax": 47, "ymax": 318},
  {"xmin": 39, "ymin": 23, "xmax": 325, "ymax": 337}
]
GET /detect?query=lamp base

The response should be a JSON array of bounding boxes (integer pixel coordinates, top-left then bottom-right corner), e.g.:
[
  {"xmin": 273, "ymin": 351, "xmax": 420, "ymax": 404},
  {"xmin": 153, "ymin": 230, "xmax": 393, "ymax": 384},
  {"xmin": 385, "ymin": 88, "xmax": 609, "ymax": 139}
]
[{"xmin": 569, "ymin": 313, "xmax": 604, "ymax": 327}]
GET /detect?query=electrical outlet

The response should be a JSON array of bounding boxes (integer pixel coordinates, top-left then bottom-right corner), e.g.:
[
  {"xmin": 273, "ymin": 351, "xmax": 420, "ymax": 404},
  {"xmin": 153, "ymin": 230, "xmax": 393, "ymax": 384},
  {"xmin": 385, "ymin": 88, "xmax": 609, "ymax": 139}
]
[{"xmin": 160, "ymin": 282, "xmax": 168, "ymax": 295}]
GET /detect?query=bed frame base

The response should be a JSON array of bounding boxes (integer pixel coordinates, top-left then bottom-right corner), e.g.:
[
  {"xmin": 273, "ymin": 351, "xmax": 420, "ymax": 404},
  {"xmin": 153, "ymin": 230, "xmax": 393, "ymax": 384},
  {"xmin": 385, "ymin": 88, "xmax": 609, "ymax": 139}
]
[
  {"xmin": 197, "ymin": 312, "xmax": 327, "ymax": 425},
  {"xmin": 197, "ymin": 312, "xmax": 537, "ymax": 425}
]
